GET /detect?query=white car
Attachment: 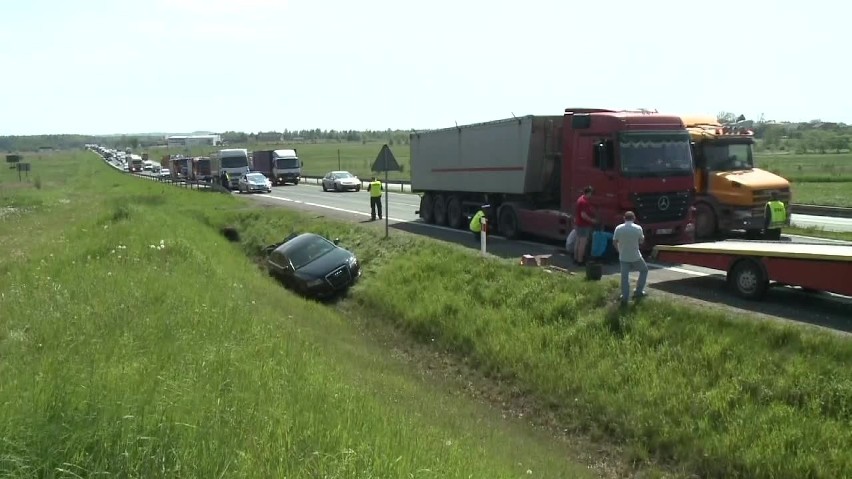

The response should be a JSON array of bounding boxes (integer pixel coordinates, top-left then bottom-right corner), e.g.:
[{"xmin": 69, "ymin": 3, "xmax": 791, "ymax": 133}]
[
  {"xmin": 321, "ymin": 171, "xmax": 361, "ymax": 192},
  {"xmin": 238, "ymin": 172, "xmax": 272, "ymax": 193}
]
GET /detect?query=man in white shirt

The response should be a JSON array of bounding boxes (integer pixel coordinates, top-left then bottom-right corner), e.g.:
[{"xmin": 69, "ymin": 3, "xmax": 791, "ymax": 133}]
[{"xmin": 612, "ymin": 211, "xmax": 648, "ymax": 305}]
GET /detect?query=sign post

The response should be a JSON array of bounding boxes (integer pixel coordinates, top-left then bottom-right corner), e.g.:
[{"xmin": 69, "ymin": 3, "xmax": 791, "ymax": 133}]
[{"xmin": 371, "ymin": 144, "xmax": 402, "ymax": 238}]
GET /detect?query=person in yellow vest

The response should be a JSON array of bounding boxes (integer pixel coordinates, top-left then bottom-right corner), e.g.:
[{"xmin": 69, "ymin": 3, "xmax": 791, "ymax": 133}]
[
  {"xmin": 368, "ymin": 177, "xmax": 383, "ymax": 220},
  {"xmin": 469, "ymin": 204, "xmax": 491, "ymax": 241},
  {"xmin": 764, "ymin": 191, "xmax": 787, "ymax": 231}
]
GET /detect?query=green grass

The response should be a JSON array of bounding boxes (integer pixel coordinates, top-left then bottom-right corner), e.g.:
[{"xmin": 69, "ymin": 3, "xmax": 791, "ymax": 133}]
[
  {"xmin": 756, "ymin": 151, "xmax": 852, "ymax": 206},
  {"xmin": 230, "ymin": 205, "xmax": 852, "ymax": 478},
  {"xmin": 0, "ymin": 152, "xmax": 597, "ymax": 478},
  {"xmin": 784, "ymin": 226, "xmax": 852, "ymax": 242}
]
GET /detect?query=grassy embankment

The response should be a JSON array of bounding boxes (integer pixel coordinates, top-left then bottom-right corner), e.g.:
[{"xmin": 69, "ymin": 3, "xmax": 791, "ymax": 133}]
[
  {"xmin": 231, "ymin": 199, "xmax": 852, "ymax": 476},
  {"xmin": 0, "ymin": 151, "xmax": 596, "ymax": 478},
  {"xmin": 55, "ymin": 149, "xmax": 852, "ymax": 478}
]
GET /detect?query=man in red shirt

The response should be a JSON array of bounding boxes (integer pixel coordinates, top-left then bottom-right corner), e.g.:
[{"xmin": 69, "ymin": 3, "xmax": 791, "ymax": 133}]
[{"xmin": 573, "ymin": 186, "xmax": 597, "ymax": 265}]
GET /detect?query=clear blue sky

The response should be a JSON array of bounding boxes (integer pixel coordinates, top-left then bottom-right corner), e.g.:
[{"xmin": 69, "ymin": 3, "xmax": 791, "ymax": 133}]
[{"xmin": 0, "ymin": 0, "xmax": 847, "ymax": 135}]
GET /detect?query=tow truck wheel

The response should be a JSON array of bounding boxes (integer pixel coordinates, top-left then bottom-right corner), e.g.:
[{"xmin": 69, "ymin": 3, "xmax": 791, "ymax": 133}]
[
  {"xmin": 695, "ymin": 203, "xmax": 717, "ymax": 239},
  {"xmin": 728, "ymin": 259, "xmax": 768, "ymax": 300}
]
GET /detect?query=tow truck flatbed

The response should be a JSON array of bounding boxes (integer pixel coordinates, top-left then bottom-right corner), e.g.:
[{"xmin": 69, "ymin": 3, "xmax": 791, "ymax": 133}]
[{"xmin": 652, "ymin": 240, "xmax": 852, "ymax": 300}]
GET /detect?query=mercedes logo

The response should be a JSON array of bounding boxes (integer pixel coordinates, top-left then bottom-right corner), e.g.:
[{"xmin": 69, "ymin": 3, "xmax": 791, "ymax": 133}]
[{"xmin": 657, "ymin": 196, "xmax": 670, "ymax": 211}]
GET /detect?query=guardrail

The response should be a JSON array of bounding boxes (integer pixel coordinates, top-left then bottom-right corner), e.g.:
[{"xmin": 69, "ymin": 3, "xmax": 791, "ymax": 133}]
[
  {"xmin": 792, "ymin": 204, "xmax": 852, "ymax": 219},
  {"xmin": 96, "ymin": 154, "xmax": 851, "ymax": 218}
]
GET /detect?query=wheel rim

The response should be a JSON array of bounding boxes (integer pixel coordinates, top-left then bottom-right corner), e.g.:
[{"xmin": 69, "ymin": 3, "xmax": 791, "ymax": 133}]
[{"xmin": 737, "ymin": 269, "xmax": 757, "ymax": 293}]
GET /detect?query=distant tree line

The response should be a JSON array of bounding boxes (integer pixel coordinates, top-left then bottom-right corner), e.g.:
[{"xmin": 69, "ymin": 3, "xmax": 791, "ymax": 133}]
[
  {"xmin": 718, "ymin": 111, "xmax": 851, "ymax": 154},
  {"xmin": 2, "ymin": 117, "xmax": 850, "ymax": 154}
]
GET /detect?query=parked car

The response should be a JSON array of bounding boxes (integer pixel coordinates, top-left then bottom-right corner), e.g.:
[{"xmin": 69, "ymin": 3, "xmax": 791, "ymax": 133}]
[
  {"xmin": 321, "ymin": 171, "xmax": 361, "ymax": 192},
  {"xmin": 265, "ymin": 232, "xmax": 361, "ymax": 299},
  {"xmin": 238, "ymin": 172, "xmax": 272, "ymax": 193}
]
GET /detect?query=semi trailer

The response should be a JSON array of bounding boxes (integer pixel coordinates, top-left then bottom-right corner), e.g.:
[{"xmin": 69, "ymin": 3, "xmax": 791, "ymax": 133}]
[
  {"xmin": 410, "ymin": 109, "xmax": 697, "ymax": 246},
  {"xmin": 252, "ymin": 149, "xmax": 301, "ymax": 185},
  {"xmin": 211, "ymin": 148, "xmax": 250, "ymax": 189},
  {"xmin": 681, "ymin": 115, "xmax": 791, "ymax": 240}
]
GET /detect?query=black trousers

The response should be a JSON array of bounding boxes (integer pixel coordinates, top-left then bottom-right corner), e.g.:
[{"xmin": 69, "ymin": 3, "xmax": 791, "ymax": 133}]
[{"xmin": 370, "ymin": 197, "xmax": 382, "ymax": 219}]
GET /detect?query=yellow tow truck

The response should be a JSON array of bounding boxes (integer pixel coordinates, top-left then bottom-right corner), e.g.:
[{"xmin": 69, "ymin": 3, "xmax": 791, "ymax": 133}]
[{"xmin": 681, "ymin": 115, "xmax": 792, "ymax": 240}]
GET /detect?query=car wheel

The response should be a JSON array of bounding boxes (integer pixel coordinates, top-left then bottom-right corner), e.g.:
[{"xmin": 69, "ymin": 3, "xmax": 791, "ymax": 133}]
[
  {"xmin": 322, "ymin": 182, "xmax": 328, "ymax": 192},
  {"xmin": 335, "ymin": 183, "xmax": 341, "ymax": 192},
  {"xmin": 355, "ymin": 186, "xmax": 361, "ymax": 192}
]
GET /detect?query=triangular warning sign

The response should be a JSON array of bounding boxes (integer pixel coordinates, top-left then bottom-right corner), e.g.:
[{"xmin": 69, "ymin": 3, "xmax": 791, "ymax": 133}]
[{"xmin": 371, "ymin": 144, "xmax": 401, "ymax": 172}]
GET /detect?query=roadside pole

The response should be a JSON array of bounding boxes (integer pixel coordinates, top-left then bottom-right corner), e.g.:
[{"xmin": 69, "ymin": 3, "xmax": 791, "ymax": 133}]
[
  {"xmin": 371, "ymin": 144, "xmax": 402, "ymax": 239},
  {"xmin": 481, "ymin": 218, "xmax": 487, "ymax": 255}
]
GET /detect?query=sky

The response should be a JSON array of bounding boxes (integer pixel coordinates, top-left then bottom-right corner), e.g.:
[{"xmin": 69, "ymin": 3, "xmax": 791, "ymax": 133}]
[{"xmin": 0, "ymin": 0, "xmax": 848, "ymax": 135}]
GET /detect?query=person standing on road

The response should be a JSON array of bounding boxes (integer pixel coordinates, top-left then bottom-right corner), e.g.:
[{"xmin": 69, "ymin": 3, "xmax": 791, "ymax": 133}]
[
  {"xmin": 368, "ymin": 177, "xmax": 383, "ymax": 220},
  {"xmin": 612, "ymin": 211, "xmax": 648, "ymax": 305},
  {"xmin": 574, "ymin": 186, "xmax": 597, "ymax": 265},
  {"xmin": 764, "ymin": 191, "xmax": 787, "ymax": 231}
]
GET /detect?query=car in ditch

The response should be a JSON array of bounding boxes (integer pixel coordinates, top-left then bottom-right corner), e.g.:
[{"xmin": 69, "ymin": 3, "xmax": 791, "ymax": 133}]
[
  {"xmin": 265, "ymin": 232, "xmax": 361, "ymax": 298},
  {"xmin": 321, "ymin": 170, "xmax": 362, "ymax": 192},
  {"xmin": 238, "ymin": 172, "xmax": 273, "ymax": 193}
]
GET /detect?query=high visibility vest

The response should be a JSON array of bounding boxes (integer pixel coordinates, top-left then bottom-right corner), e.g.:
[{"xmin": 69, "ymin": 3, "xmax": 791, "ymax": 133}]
[
  {"xmin": 369, "ymin": 180, "xmax": 383, "ymax": 198},
  {"xmin": 765, "ymin": 200, "xmax": 787, "ymax": 228},
  {"xmin": 470, "ymin": 210, "xmax": 485, "ymax": 233}
]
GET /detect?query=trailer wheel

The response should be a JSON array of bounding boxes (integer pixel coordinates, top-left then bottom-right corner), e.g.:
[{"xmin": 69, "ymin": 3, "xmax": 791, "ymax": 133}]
[
  {"xmin": 498, "ymin": 206, "xmax": 519, "ymax": 240},
  {"xmin": 728, "ymin": 259, "xmax": 768, "ymax": 300},
  {"xmin": 433, "ymin": 195, "xmax": 448, "ymax": 225},
  {"xmin": 419, "ymin": 193, "xmax": 435, "ymax": 223},
  {"xmin": 446, "ymin": 196, "xmax": 464, "ymax": 229}
]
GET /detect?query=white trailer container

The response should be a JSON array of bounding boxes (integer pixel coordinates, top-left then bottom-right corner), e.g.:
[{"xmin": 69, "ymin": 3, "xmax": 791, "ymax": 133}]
[{"xmin": 410, "ymin": 115, "xmax": 563, "ymax": 195}]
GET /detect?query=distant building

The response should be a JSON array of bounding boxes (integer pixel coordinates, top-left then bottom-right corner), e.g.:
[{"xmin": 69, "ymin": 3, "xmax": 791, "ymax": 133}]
[{"xmin": 166, "ymin": 134, "xmax": 222, "ymax": 148}]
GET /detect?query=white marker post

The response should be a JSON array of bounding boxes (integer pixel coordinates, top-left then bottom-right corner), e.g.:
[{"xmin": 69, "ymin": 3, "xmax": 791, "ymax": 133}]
[{"xmin": 480, "ymin": 217, "xmax": 487, "ymax": 256}]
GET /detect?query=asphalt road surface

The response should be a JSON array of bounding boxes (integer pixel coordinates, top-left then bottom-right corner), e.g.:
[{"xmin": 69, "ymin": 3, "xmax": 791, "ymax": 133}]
[{"xmin": 239, "ymin": 181, "xmax": 852, "ymax": 335}]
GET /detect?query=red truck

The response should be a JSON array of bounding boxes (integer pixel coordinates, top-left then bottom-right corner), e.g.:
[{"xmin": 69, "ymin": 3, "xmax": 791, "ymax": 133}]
[{"xmin": 410, "ymin": 109, "xmax": 696, "ymax": 246}]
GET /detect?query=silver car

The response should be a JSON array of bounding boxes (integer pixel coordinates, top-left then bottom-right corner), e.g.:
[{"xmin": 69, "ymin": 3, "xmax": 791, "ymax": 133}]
[
  {"xmin": 238, "ymin": 172, "xmax": 272, "ymax": 193},
  {"xmin": 321, "ymin": 171, "xmax": 361, "ymax": 192}
]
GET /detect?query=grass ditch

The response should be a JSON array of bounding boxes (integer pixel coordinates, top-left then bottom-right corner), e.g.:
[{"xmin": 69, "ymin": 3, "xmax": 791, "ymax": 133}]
[
  {"xmin": 229, "ymin": 206, "xmax": 852, "ymax": 479},
  {"xmin": 1, "ymin": 152, "xmax": 600, "ymax": 478}
]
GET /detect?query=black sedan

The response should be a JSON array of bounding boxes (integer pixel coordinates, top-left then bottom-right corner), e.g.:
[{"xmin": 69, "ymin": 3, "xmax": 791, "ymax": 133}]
[{"xmin": 265, "ymin": 233, "xmax": 361, "ymax": 298}]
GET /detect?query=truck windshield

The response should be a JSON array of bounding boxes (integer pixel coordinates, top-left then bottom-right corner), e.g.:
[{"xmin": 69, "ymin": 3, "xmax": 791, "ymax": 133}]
[
  {"xmin": 276, "ymin": 158, "xmax": 300, "ymax": 169},
  {"xmin": 221, "ymin": 156, "xmax": 248, "ymax": 168},
  {"xmin": 702, "ymin": 142, "xmax": 753, "ymax": 171},
  {"xmin": 619, "ymin": 132, "xmax": 693, "ymax": 178}
]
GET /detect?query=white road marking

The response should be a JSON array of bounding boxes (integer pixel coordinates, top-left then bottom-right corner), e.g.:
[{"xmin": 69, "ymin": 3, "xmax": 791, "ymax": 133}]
[{"xmin": 256, "ymin": 193, "xmax": 720, "ymax": 278}]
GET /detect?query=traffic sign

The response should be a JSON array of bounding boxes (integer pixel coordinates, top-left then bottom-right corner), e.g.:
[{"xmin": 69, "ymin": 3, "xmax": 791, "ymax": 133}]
[{"xmin": 371, "ymin": 144, "xmax": 401, "ymax": 172}]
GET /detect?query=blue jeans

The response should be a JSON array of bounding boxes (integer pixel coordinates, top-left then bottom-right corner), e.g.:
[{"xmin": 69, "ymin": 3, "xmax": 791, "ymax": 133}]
[{"xmin": 620, "ymin": 258, "xmax": 648, "ymax": 301}]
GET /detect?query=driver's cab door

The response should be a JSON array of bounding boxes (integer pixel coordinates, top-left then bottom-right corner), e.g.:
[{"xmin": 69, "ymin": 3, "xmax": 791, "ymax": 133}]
[{"xmin": 574, "ymin": 135, "xmax": 617, "ymax": 226}]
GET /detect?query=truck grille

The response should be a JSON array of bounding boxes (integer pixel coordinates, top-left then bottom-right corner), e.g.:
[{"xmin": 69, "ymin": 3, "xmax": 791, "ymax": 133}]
[
  {"xmin": 753, "ymin": 188, "xmax": 791, "ymax": 205},
  {"xmin": 325, "ymin": 265, "xmax": 351, "ymax": 289},
  {"xmin": 633, "ymin": 191, "xmax": 692, "ymax": 224}
]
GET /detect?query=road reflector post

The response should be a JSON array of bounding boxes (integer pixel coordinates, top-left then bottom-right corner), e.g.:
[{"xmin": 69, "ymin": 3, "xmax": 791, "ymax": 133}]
[{"xmin": 481, "ymin": 218, "xmax": 487, "ymax": 256}]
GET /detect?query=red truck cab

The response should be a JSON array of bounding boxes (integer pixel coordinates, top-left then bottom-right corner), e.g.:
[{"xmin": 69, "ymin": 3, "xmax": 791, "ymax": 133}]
[{"xmin": 514, "ymin": 109, "xmax": 696, "ymax": 247}]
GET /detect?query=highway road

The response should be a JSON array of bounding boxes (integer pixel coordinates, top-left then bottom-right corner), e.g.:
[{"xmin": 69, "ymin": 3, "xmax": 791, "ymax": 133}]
[
  {"xmin": 240, "ymin": 181, "xmax": 852, "ymax": 334},
  {"xmin": 788, "ymin": 213, "xmax": 852, "ymax": 232}
]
